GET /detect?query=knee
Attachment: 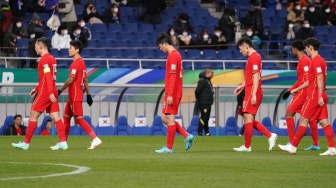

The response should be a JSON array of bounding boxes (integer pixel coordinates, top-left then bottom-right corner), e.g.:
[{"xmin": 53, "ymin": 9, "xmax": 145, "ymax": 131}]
[{"xmin": 299, "ymin": 117, "xmax": 309, "ymax": 126}]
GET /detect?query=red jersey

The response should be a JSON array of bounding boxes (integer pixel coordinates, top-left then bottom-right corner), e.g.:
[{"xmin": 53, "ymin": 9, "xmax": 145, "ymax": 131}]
[
  {"xmin": 15, "ymin": 127, "xmax": 22, "ymax": 136},
  {"xmin": 307, "ymin": 55, "xmax": 327, "ymax": 98},
  {"xmin": 165, "ymin": 50, "xmax": 183, "ymax": 98},
  {"xmin": 244, "ymin": 52, "xmax": 262, "ymax": 95},
  {"xmin": 35, "ymin": 53, "xmax": 57, "ymax": 95},
  {"xmin": 68, "ymin": 58, "xmax": 87, "ymax": 102},
  {"xmin": 41, "ymin": 129, "xmax": 50, "ymax": 136},
  {"xmin": 289, "ymin": 55, "xmax": 311, "ymax": 97}
]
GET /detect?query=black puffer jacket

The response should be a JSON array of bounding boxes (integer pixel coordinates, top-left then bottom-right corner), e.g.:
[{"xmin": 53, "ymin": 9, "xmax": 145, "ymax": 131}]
[
  {"xmin": 241, "ymin": 7, "xmax": 264, "ymax": 37},
  {"xmin": 195, "ymin": 71, "xmax": 214, "ymax": 105}
]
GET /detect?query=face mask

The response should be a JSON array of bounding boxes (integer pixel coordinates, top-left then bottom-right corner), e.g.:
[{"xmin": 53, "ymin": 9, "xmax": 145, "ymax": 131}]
[
  {"xmin": 309, "ymin": 8, "xmax": 315, "ymax": 12},
  {"xmin": 246, "ymin": 31, "xmax": 253, "ymax": 36},
  {"xmin": 63, "ymin": 30, "xmax": 68, "ymax": 35},
  {"xmin": 16, "ymin": 22, "xmax": 22, "ymax": 28},
  {"xmin": 304, "ymin": 24, "xmax": 310, "ymax": 28},
  {"xmin": 203, "ymin": 34, "xmax": 209, "ymax": 39},
  {"xmin": 80, "ymin": 22, "xmax": 85, "ymax": 27},
  {"xmin": 181, "ymin": 20, "xmax": 187, "ymax": 23},
  {"xmin": 289, "ymin": 24, "xmax": 294, "ymax": 28},
  {"xmin": 326, "ymin": 8, "xmax": 331, "ymax": 13},
  {"xmin": 30, "ymin": 34, "xmax": 35, "ymax": 39},
  {"xmin": 75, "ymin": 30, "xmax": 81, "ymax": 35},
  {"xmin": 114, "ymin": 8, "xmax": 118, "ymax": 12},
  {"xmin": 296, "ymin": 5, "xmax": 301, "ymax": 10},
  {"xmin": 170, "ymin": 31, "xmax": 175, "ymax": 36},
  {"xmin": 182, "ymin": 32, "xmax": 188, "ymax": 36},
  {"xmin": 215, "ymin": 32, "xmax": 221, "ymax": 37}
]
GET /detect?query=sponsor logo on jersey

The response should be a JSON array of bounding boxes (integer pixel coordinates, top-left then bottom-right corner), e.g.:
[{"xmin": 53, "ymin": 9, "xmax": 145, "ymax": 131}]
[
  {"xmin": 71, "ymin": 69, "xmax": 77, "ymax": 75},
  {"xmin": 253, "ymin": 65, "xmax": 258, "ymax": 70},
  {"xmin": 316, "ymin": 67, "xmax": 322, "ymax": 73},
  {"xmin": 171, "ymin": 64, "xmax": 176, "ymax": 70},
  {"xmin": 304, "ymin": 66, "xmax": 309, "ymax": 72}
]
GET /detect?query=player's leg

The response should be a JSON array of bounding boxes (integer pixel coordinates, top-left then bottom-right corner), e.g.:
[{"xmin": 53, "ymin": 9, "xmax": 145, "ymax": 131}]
[
  {"xmin": 318, "ymin": 104, "xmax": 336, "ymax": 155},
  {"xmin": 155, "ymin": 113, "xmax": 176, "ymax": 153},
  {"xmin": 49, "ymin": 111, "xmax": 69, "ymax": 150},
  {"xmin": 197, "ymin": 103, "xmax": 205, "ymax": 136},
  {"xmin": 304, "ymin": 119, "xmax": 320, "ymax": 150},
  {"xmin": 233, "ymin": 112, "xmax": 254, "ymax": 151},
  {"xmin": 202, "ymin": 104, "xmax": 211, "ymax": 136},
  {"xmin": 285, "ymin": 110, "xmax": 296, "ymax": 144}
]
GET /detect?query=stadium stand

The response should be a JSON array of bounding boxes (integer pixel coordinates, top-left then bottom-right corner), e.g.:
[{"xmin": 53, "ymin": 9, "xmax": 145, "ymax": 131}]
[
  {"xmin": 150, "ymin": 116, "xmax": 167, "ymax": 136},
  {"xmin": 187, "ymin": 116, "xmax": 200, "ymax": 136},
  {"xmin": 222, "ymin": 116, "xmax": 239, "ymax": 136},
  {"xmin": 115, "ymin": 116, "xmax": 132, "ymax": 135}
]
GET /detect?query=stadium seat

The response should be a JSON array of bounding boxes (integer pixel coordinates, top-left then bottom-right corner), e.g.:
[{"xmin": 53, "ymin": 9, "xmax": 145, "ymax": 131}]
[
  {"xmin": 69, "ymin": 125, "xmax": 80, "ymax": 135},
  {"xmin": 332, "ymin": 118, "xmax": 336, "ymax": 135},
  {"xmin": 91, "ymin": 23, "xmax": 107, "ymax": 31},
  {"xmin": 123, "ymin": 23, "xmax": 139, "ymax": 32},
  {"xmin": 118, "ymin": 32, "xmax": 134, "ymax": 41},
  {"xmin": 261, "ymin": 117, "xmax": 275, "ymax": 132},
  {"xmin": 186, "ymin": 49, "xmax": 202, "ymax": 59},
  {"xmin": 80, "ymin": 49, "xmax": 92, "ymax": 58},
  {"xmin": 218, "ymin": 50, "xmax": 233, "ymax": 60},
  {"xmin": 223, "ymin": 116, "xmax": 239, "ymax": 136},
  {"xmin": 139, "ymin": 49, "xmax": 155, "ymax": 59},
  {"xmin": 96, "ymin": 126, "xmax": 114, "ymax": 135},
  {"xmin": 16, "ymin": 39, "xmax": 29, "ymax": 47},
  {"xmin": 108, "ymin": 49, "xmax": 123, "ymax": 58},
  {"xmin": 94, "ymin": 49, "xmax": 108, "ymax": 58},
  {"xmin": 129, "ymin": 40, "xmax": 145, "ymax": 47},
  {"xmin": 150, "ymin": 116, "xmax": 167, "ymax": 135},
  {"xmin": 139, "ymin": 24, "xmax": 154, "ymax": 32},
  {"xmin": 102, "ymin": 31, "xmax": 118, "ymax": 40},
  {"xmin": 187, "ymin": 116, "xmax": 200, "ymax": 136},
  {"xmin": 202, "ymin": 50, "xmax": 218, "ymax": 60},
  {"xmin": 115, "ymin": 116, "xmax": 131, "ymax": 135},
  {"xmin": 39, "ymin": 116, "xmax": 51, "ymax": 135},
  {"xmin": 132, "ymin": 126, "xmax": 150, "ymax": 136},
  {"xmin": 0, "ymin": 115, "xmax": 14, "ymax": 135},
  {"xmin": 90, "ymin": 31, "xmax": 102, "ymax": 40},
  {"xmin": 107, "ymin": 23, "xmax": 123, "ymax": 32},
  {"xmin": 124, "ymin": 49, "xmax": 139, "ymax": 58},
  {"xmin": 113, "ymin": 40, "xmax": 130, "ymax": 48}
]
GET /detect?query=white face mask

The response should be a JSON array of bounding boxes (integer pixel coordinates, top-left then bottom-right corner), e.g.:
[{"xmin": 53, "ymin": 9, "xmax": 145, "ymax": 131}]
[
  {"xmin": 79, "ymin": 22, "xmax": 85, "ymax": 27},
  {"xmin": 296, "ymin": 5, "xmax": 301, "ymax": 10},
  {"xmin": 181, "ymin": 20, "xmax": 187, "ymax": 23},
  {"xmin": 215, "ymin": 32, "xmax": 221, "ymax": 37},
  {"xmin": 114, "ymin": 8, "xmax": 118, "ymax": 13},
  {"xmin": 326, "ymin": 8, "xmax": 331, "ymax": 13},
  {"xmin": 289, "ymin": 24, "xmax": 294, "ymax": 28},
  {"xmin": 182, "ymin": 32, "xmax": 188, "ymax": 36},
  {"xmin": 16, "ymin": 22, "xmax": 22, "ymax": 28},
  {"xmin": 170, "ymin": 31, "xmax": 175, "ymax": 36},
  {"xmin": 75, "ymin": 30, "xmax": 81, "ymax": 35},
  {"xmin": 304, "ymin": 23, "xmax": 310, "ymax": 28},
  {"xmin": 246, "ymin": 31, "xmax": 253, "ymax": 36},
  {"xmin": 203, "ymin": 34, "xmax": 209, "ymax": 39},
  {"xmin": 309, "ymin": 8, "xmax": 315, "ymax": 12},
  {"xmin": 63, "ymin": 30, "xmax": 68, "ymax": 35}
]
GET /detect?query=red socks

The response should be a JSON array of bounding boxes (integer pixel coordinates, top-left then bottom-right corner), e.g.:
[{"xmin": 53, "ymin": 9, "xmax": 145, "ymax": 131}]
[
  {"xmin": 55, "ymin": 119, "xmax": 66, "ymax": 142},
  {"xmin": 253, "ymin": 120, "xmax": 271, "ymax": 138},
  {"xmin": 175, "ymin": 121, "xmax": 188, "ymax": 138},
  {"xmin": 63, "ymin": 116, "xmax": 71, "ymax": 141},
  {"xmin": 244, "ymin": 122, "xmax": 253, "ymax": 148},
  {"xmin": 323, "ymin": 124, "xmax": 335, "ymax": 148},
  {"xmin": 75, "ymin": 118, "xmax": 97, "ymax": 139},
  {"xmin": 167, "ymin": 125, "xmax": 176, "ymax": 149},
  {"xmin": 291, "ymin": 126, "xmax": 307, "ymax": 147},
  {"xmin": 309, "ymin": 119, "xmax": 319, "ymax": 146},
  {"xmin": 24, "ymin": 121, "xmax": 37, "ymax": 144},
  {"xmin": 286, "ymin": 117, "xmax": 295, "ymax": 143}
]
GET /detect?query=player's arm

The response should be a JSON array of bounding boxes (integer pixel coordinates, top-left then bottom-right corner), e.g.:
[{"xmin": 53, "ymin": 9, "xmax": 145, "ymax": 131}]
[
  {"xmin": 252, "ymin": 73, "xmax": 259, "ymax": 96},
  {"xmin": 234, "ymin": 81, "xmax": 245, "ymax": 95},
  {"xmin": 195, "ymin": 79, "xmax": 206, "ymax": 100},
  {"xmin": 83, "ymin": 77, "xmax": 93, "ymax": 106},
  {"xmin": 59, "ymin": 76, "xmax": 74, "ymax": 94},
  {"xmin": 291, "ymin": 81, "xmax": 309, "ymax": 94},
  {"xmin": 317, "ymin": 74, "xmax": 324, "ymax": 105}
]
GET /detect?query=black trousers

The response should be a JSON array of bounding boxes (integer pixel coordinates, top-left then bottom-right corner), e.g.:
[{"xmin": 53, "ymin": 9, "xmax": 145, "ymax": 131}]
[{"xmin": 198, "ymin": 104, "xmax": 212, "ymax": 135}]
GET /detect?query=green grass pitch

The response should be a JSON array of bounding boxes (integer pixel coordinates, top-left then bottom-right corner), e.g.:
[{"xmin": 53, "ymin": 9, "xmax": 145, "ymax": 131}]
[{"xmin": 0, "ymin": 136, "xmax": 336, "ymax": 188}]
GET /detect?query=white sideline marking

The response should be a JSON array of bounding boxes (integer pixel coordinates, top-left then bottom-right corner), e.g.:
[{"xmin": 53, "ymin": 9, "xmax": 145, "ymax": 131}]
[{"xmin": 0, "ymin": 162, "xmax": 91, "ymax": 181}]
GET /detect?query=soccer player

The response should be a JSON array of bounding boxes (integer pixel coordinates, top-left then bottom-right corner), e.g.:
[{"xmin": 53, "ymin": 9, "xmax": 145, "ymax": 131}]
[
  {"xmin": 12, "ymin": 37, "xmax": 67, "ymax": 150},
  {"xmin": 278, "ymin": 40, "xmax": 320, "ymax": 150},
  {"xmin": 154, "ymin": 33, "xmax": 194, "ymax": 154},
  {"xmin": 279, "ymin": 37, "xmax": 336, "ymax": 155},
  {"xmin": 233, "ymin": 37, "xmax": 277, "ymax": 152},
  {"xmin": 54, "ymin": 40, "xmax": 102, "ymax": 150}
]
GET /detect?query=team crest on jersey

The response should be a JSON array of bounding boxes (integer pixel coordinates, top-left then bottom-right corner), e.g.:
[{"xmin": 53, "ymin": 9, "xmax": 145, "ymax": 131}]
[
  {"xmin": 171, "ymin": 64, "xmax": 176, "ymax": 70},
  {"xmin": 253, "ymin": 65, "xmax": 258, "ymax": 70},
  {"xmin": 71, "ymin": 69, "xmax": 77, "ymax": 74},
  {"xmin": 304, "ymin": 66, "xmax": 309, "ymax": 72},
  {"xmin": 316, "ymin": 67, "xmax": 322, "ymax": 73},
  {"xmin": 43, "ymin": 64, "xmax": 50, "ymax": 73}
]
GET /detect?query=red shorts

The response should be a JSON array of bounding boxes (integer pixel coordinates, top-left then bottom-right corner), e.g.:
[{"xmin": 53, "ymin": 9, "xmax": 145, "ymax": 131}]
[
  {"xmin": 242, "ymin": 94, "xmax": 262, "ymax": 116},
  {"xmin": 162, "ymin": 96, "xmax": 181, "ymax": 115},
  {"xmin": 287, "ymin": 93, "xmax": 306, "ymax": 114},
  {"xmin": 301, "ymin": 96, "xmax": 328, "ymax": 120},
  {"xmin": 64, "ymin": 101, "xmax": 83, "ymax": 117},
  {"xmin": 31, "ymin": 89, "xmax": 59, "ymax": 113}
]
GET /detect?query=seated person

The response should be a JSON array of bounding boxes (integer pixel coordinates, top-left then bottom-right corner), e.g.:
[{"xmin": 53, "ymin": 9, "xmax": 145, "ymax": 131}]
[
  {"xmin": 196, "ymin": 29, "xmax": 212, "ymax": 50},
  {"xmin": 167, "ymin": 27, "xmax": 179, "ymax": 48},
  {"xmin": 172, "ymin": 13, "xmax": 196, "ymax": 35},
  {"xmin": 178, "ymin": 29, "xmax": 194, "ymax": 49},
  {"xmin": 295, "ymin": 20, "xmax": 314, "ymax": 40},
  {"xmin": 82, "ymin": 1, "xmax": 103, "ymax": 24},
  {"xmin": 102, "ymin": 3, "xmax": 121, "ymax": 24},
  {"xmin": 41, "ymin": 120, "xmax": 52, "ymax": 136},
  {"xmin": 242, "ymin": 27, "xmax": 261, "ymax": 49},
  {"xmin": 74, "ymin": 18, "xmax": 92, "ymax": 41},
  {"xmin": 211, "ymin": 27, "xmax": 228, "ymax": 50},
  {"xmin": 6, "ymin": 114, "xmax": 26, "ymax": 136},
  {"xmin": 70, "ymin": 25, "xmax": 88, "ymax": 47},
  {"xmin": 52, "ymin": 24, "xmax": 71, "ymax": 50}
]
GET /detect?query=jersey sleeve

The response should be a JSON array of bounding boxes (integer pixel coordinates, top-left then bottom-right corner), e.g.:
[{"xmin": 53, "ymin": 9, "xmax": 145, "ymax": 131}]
[
  {"xmin": 43, "ymin": 61, "xmax": 53, "ymax": 94},
  {"xmin": 69, "ymin": 61, "xmax": 78, "ymax": 78},
  {"xmin": 314, "ymin": 59, "xmax": 323, "ymax": 76},
  {"xmin": 250, "ymin": 54, "xmax": 261, "ymax": 73},
  {"xmin": 166, "ymin": 53, "xmax": 179, "ymax": 96}
]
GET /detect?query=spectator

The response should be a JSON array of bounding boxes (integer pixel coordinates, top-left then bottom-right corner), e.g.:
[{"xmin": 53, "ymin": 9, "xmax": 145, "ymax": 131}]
[
  {"xmin": 82, "ymin": 1, "xmax": 103, "ymax": 24},
  {"xmin": 323, "ymin": 0, "xmax": 336, "ymax": 14},
  {"xmin": 172, "ymin": 13, "xmax": 197, "ymax": 35},
  {"xmin": 70, "ymin": 25, "xmax": 88, "ymax": 47},
  {"xmin": 242, "ymin": 27, "xmax": 261, "ymax": 49},
  {"xmin": 313, "ymin": 0, "xmax": 324, "ymax": 11},
  {"xmin": 27, "ymin": 12, "xmax": 45, "ymax": 39},
  {"xmin": 196, "ymin": 29, "xmax": 212, "ymax": 50},
  {"xmin": 58, "ymin": 0, "xmax": 77, "ymax": 32},
  {"xmin": 281, "ymin": 20, "xmax": 296, "ymax": 41},
  {"xmin": 27, "ymin": 30, "xmax": 45, "ymax": 68},
  {"xmin": 211, "ymin": 27, "xmax": 228, "ymax": 50},
  {"xmin": 52, "ymin": 24, "xmax": 71, "ymax": 50},
  {"xmin": 177, "ymin": 29, "xmax": 194, "ymax": 49},
  {"xmin": 167, "ymin": 27, "xmax": 179, "ymax": 49},
  {"xmin": 10, "ymin": 18, "xmax": 29, "ymax": 39},
  {"xmin": 321, "ymin": 5, "xmax": 333, "ymax": 25},
  {"xmin": 286, "ymin": 0, "xmax": 309, "ymax": 11},
  {"xmin": 102, "ymin": 3, "xmax": 121, "ymax": 24},
  {"xmin": 0, "ymin": 2, "xmax": 13, "ymax": 51},
  {"xmin": 127, "ymin": 0, "xmax": 143, "ymax": 7},
  {"xmin": 142, "ymin": 0, "xmax": 166, "ymax": 24},
  {"xmin": 218, "ymin": 7, "xmax": 238, "ymax": 42},
  {"xmin": 331, "ymin": 8, "xmax": 336, "ymax": 25},
  {"xmin": 241, "ymin": 1, "xmax": 264, "ymax": 38},
  {"xmin": 111, "ymin": 0, "xmax": 128, "ymax": 6},
  {"xmin": 295, "ymin": 20, "xmax": 314, "ymax": 40},
  {"xmin": 41, "ymin": 119, "xmax": 52, "ymax": 136},
  {"xmin": 8, "ymin": 0, "xmax": 29, "ymax": 18},
  {"xmin": 287, "ymin": 1, "xmax": 305, "ymax": 27},
  {"xmin": 304, "ymin": 3, "xmax": 325, "ymax": 26},
  {"xmin": 6, "ymin": 114, "xmax": 26, "ymax": 136},
  {"xmin": 27, "ymin": 0, "xmax": 47, "ymax": 13},
  {"xmin": 74, "ymin": 17, "xmax": 92, "ymax": 41}
]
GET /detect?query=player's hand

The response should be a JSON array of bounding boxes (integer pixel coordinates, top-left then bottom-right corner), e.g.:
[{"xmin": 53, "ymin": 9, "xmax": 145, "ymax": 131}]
[
  {"xmin": 87, "ymin": 95, "xmax": 93, "ymax": 106},
  {"xmin": 49, "ymin": 93, "xmax": 57, "ymax": 103},
  {"xmin": 318, "ymin": 97, "xmax": 324, "ymax": 106},
  {"xmin": 251, "ymin": 95, "xmax": 256, "ymax": 105},
  {"xmin": 30, "ymin": 88, "xmax": 37, "ymax": 97},
  {"xmin": 291, "ymin": 88, "xmax": 298, "ymax": 95},
  {"xmin": 167, "ymin": 96, "xmax": 173, "ymax": 105},
  {"xmin": 234, "ymin": 87, "xmax": 243, "ymax": 95},
  {"xmin": 58, "ymin": 89, "xmax": 62, "ymax": 96}
]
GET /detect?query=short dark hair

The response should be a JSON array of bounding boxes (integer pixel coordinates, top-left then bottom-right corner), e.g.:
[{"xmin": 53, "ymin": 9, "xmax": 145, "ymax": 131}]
[
  {"xmin": 46, "ymin": 119, "xmax": 52, "ymax": 123},
  {"xmin": 70, "ymin": 40, "xmax": 84, "ymax": 54},
  {"xmin": 237, "ymin": 36, "xmax": 254, "ymax": 48},
  {"xmin": 291, "ymin": 40, "xmax": 304, "ymax": 51},
  {"xmin": 303, "ymin": 37, "xmax": 320, "ymax": 51},
  {"xmin": 36, "ymin": 37, "xmax": 50, "ymax": 49},
  {"xmin": 14, "ymin": 114, "xmax": 22, "ymax": 120},
  {"xmin": 156, "ymin": 33, "xmax": 172, "ymax": 46}
]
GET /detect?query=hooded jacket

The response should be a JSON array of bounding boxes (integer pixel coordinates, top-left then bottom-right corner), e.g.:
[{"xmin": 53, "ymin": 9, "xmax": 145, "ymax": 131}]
[{"xmin": 195, "ymin": 71, "xmax": 214, "ymax": 105}]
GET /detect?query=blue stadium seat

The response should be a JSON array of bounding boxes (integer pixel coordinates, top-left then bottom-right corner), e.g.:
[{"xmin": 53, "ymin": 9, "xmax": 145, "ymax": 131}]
[
  {"xmin": 16, "ymin": 39, "xmax": 29, "ymax": 47},
  {"xmin": 276, "ymin": 9, "xmax": 287, "ymax": 18},
  {"xmin": 0, "ymin": 115, "xmax": 14, "ymax": 135},
  {"xmin": 261, "ymin": 117, "xmax": 275, "ymax": 132},
  {"xmin": 75, "ymin": 6, "xmax": 84, "ymax": 18},
  {"xmin": 139, "ymin": 49, "xmax": 155, "ymax": 58},
  {"xmin": 108, "ymin": 49, "xmax": 123, "ymax": 58},
  {"xmin": 113, "ymin": 40, "xmax": 130, "ymax": 48},
  {"xmin": 87, "ymin": 39, "xmax": 98, "ymax": 47},
  {"xmin": 57, "ymin": 60, "xmax": 71, "ymax": 69},
  {"xmin": 123, "ymin": 23, "xmax": 139, "ymax": 32},
  {"xmin": 94, "ymin": 49, "xmax": 108, "ymax": 58},
  {"xmin": 85, "ymin": 60, "xmax": 107, "ymax": 68},
  {"xmin": 115, "ymin": 116, "xmax": 131, "ymax": 135},
  {"xmin": 129, "ymin": 40, "xmax": 145, "ymax": 47},
  {"xmin": 314, "ymin": 26, "xmax": 329, "ymax": 35},
  {"xmin": 150, "ymin": 116, "xmax": 167, "ymax": 135},
  {"xmin": 132, "ymin": 126, "xmax": 150, "ymax": 136},
  {"xmin": 90, "ymin": 31, "xmax": 102, "ymax": 40},
  {"xmin": 139, "ymin": 24, "xmax": 154, "ymax": 32},
  {"xmin": 120, "ymin": 7, "xmax": 135, "ymax": 17},
  {"xmin": 194, "ymin": 61, "xmax": 212, "ymax": 70},
  {"xmin": 187, "ymin": 116, "xmax": 200, "ymax": 136},
  {"xmin": 202, "ymin": 50, "xmax": 218, "ymax": 60},
  {"xmin": 45, "ymin": 30, "xmax": 54, "ymax": 38},
  {"xmin": 218, "ymin": 50, "xmax": 233, "ymax": 59},
  {"xmin": 134, "ymin": 31, "xmax": 150, "ymax": 41},
  {"xmin": 262, "ymin": 9, "xmax": 276, "ymax": 18},
  {"xmin": 186, "ymin": 49, "xmax": 202, "ymax": 59},
  {"xmin": 91, "ymin": 23, "xmax": 107, "ymax": 31},
  {"xmin": 118, "ymin": 32, "xmax": 134, "ymax": 41},
  {"xmin": 80, "ymin": 49, "xmax": 92, "ymax": 58},
  {"xmin": 223, "ymin": 116, "xmax": 239, "ymax": 136},
  {"xmin": 154, "ymin": 24, "xmax": 169, "ymax": 32},
  {"xmin": 96, "ymin": 126, "xmax": 114, "ymax": 135},
  {"xmin": 69, "ymin": 125, "xmax": 80, "ymax": 135},
  {"xmin": 102, "ymin": 31, "xmax": 118, "ymax": 40},
  {"xmin": 124, "ymin": 49, "xmax": 139, "ymax": 58},
  {"xmin": 59, "ymin": 49, "xmax": 69, "ymax": 57},
  {"xmin": 49, "ymin": 48, "xmax": 59, "ymax": 57},
  {"xmin": 107, "ymin": 23, "xmax": 123, "ymax": 32}
]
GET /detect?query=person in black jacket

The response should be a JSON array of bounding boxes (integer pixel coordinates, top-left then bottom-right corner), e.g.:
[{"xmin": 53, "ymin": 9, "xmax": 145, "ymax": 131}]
[
  {"xmin": 6, "ymin": 114, "xmax": 26, "ymax": 136},
  {"xmin": 195, "ymin": 67, "xmax": 214, "ymax": 136}
]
